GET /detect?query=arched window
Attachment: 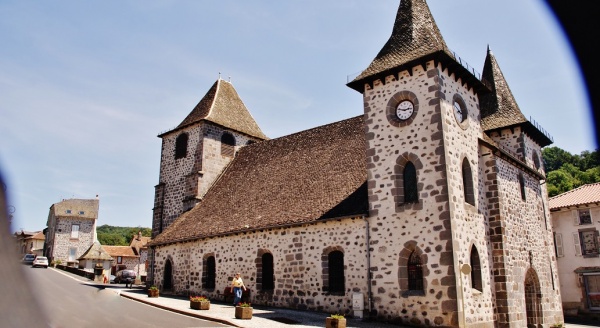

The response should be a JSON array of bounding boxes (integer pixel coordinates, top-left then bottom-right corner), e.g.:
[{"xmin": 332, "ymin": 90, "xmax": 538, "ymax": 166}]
[
  {"xmin": 403, "ymin": 161, "xmax": 418, "ymax": 203},
  {"xmin": 261, "ymin": 253, "xmax": 274, "ymax": 291},
  {"xmin": 175, "ymin": 133, "xmax": 188, "ymax": 159},
  {"xmin": 470, "ymin": 246, "xmax": 482, "ymax": 291},
  {"xmin": 203, "ymin": 256, "xmax": 216, "ymax": 289},
  {"xmin": 462, "ymin": 158, "xmax": 475, "ymax": 205},
  {"xmin": 328, "ymin": 250, "xmax": 345, "ymax": 294},
  {"xmin": 221, "ymin": 133, "xmax": 235, "ymax": 157},
  {"xmin": 532, "ymin": 151, "xmax": 541, "ymax": 170},
  {"xmin": 407, "ymin": 251, "xmax": 423, "ymax": 291},
  {"xmin": 519, "ymin": 173, "xmax": 526, "ymax": 201}
]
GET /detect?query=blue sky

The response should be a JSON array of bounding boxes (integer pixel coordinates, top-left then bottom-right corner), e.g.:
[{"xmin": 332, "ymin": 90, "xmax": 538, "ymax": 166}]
[{"xmin": 0, "ymin": 1, "xmax": 594, "ymax": 232}]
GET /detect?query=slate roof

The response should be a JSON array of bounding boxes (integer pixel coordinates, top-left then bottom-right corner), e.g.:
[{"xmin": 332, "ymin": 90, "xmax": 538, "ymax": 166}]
[
  {"xmin": 347, "ymin": 0, "xmax": 487, "ymax": 94},
  {"xmin": 50, "ymin": 198, "xmax": 100, "ymax": 220},
  {"xmin": 150, "ymin": 116, "xmax": 368, "ymax": 246},
  {"xmin": 103, "ymin": 245, "xmax": 138, "ymax": 258},
  {"xmin": 77, "ymin": 241, "xmax": 113, "ymax": 261},
  {"xmin": 160, "ymin": 79, "xmax": 267, "ymax": 140},
  {"xmin": 480, "ymin": 48, "xmax": 553, "ymax": 147},
  {"xmin": 549, "ymin": 183, "xmax": 600, "ymax": 210}
]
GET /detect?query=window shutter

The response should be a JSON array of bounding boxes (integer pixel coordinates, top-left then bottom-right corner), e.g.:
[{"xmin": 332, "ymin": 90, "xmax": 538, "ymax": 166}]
[
  {"xmin": 573, "ymin": 232, "xmax": 582, "ymax": 256},
  {"xmin": 555, "ymin": 233, "xmax": 564, "ymax": 257},
  {"xmin": 573, "ymin": 210, "xmax": 580, "ymax": 225}
]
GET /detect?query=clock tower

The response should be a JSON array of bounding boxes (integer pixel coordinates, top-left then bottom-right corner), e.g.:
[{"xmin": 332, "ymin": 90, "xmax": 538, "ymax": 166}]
[{"xmin": 347, "ymin": 0, "xmax": 491, "ymax": 325}]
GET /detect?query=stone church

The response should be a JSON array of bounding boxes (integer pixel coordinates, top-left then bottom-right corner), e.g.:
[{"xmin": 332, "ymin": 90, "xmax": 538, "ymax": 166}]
[{"xmin": 147, "ymin": 0, "xmax": 563, "ymax": 326}]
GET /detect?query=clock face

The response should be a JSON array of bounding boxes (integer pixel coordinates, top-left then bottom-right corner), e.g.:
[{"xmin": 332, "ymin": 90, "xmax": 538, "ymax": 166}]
[
  {"xmin": 453, "ymin": 100, "xmax": 466, "ymax": 123},
  {"xmin": 396, "ymin": 100, "xmax": 414, "ymax": 121}
]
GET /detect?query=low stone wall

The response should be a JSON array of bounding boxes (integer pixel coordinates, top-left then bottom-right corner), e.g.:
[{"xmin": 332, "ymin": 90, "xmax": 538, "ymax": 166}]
[{"xmin": 56, "ymin": 264, "xmax": 94, "ymax": 280}]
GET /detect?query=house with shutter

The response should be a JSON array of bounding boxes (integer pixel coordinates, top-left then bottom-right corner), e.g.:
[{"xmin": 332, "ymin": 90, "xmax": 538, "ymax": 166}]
[
  {"xmin": 147, "ymin": 0, "xmax": 563, "ymax": 326},
  {"xmin": 550, "ymin": 182, "xmax": 600, "ymax": 316}
]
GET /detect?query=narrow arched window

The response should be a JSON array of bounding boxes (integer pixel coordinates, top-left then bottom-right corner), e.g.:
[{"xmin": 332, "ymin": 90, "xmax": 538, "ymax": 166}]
[
  {"xmin": 462, "ymin": 158, "xmax": 475, "ymax": 205},
  {"xmin": 328, "ymin": 251, "xmax": 345, "ymax": 294},
  {"xmin": 204, "ymin": 256, "xmax": 216, "ymax": 289},
  {"xmin": 407, "ymin": 251, "xmax": 423, "ymax": 291},
  {"xmin": 519, "ymin": 173, "xmax": 526, "ymax": 201},
  {"xmin": 261, "ymin": 253, "xmax": 274, "ymax": 291},
  {"xmin": 175, "ymin": 133, "xmax": 188, "ymax": 159},
  {"xmin": 532, "ymin": 151, "xmax": 541, "ymax": 170},
  {"xmin": 470, "ymin": 246, "xmax": 482, "ymax": 291},
  {"xmin": 403, "ymin": 161, "xmax": 418, "ymax": 203},
  {"xmin": 221, "ymin": 132, "xmax": 235, "ymax": 157}
]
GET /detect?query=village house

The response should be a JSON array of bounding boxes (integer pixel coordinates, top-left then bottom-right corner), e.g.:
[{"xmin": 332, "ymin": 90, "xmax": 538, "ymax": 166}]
[
  {"xmin": 550, "ymin": 182, "xmax": 600, "ymax": 317},
  {"xmin": 103, "ymin": 232, "xmax": 151, "ymax": 281},
  {"xmin": 14, "ymin": 230, "xmax": 45, "ymax": 258},
  {"xmin": 44, "ymin": 197, "xmax": 99, "ymax": 266},
  {"xmin": 147, "ymin": 0, "xmax": 563, "ymax": 327}
]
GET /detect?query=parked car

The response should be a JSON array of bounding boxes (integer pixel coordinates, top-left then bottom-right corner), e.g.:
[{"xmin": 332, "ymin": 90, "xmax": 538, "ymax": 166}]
[
  {"xmin": 114, "ymin": 269, "xmax": 136, "ymax": 284},
  {"xmin": 22, "ymin": 254, "xmax": 36, "ymax": 265},
  {"xmin": 32, "ymin": 256, "xmax": 48, "ymax": 268}
]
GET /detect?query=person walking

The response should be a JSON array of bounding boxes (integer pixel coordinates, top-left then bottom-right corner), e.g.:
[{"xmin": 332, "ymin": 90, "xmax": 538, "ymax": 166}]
[{"xmin": 231, "ymin": 272, "xmax": 246, "ymax": 305}]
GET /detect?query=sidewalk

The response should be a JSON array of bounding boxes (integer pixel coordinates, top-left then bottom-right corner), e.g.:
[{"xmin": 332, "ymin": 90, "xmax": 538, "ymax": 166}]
[{"xmin": 115, "ymin": 286, "xmax": 404, "ymax": 328}]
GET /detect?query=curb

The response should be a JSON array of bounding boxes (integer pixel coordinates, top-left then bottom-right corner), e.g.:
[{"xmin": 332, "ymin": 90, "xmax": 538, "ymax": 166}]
[{"xmin": 119, "ymin": 292, "xmax": 241, "ymax": 328}]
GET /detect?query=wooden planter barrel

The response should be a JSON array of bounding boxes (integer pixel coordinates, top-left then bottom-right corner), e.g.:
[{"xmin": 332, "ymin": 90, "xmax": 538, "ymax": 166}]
[{"xmin": 148, "ymin": 289, "xmax": 159, "ymax": 298}]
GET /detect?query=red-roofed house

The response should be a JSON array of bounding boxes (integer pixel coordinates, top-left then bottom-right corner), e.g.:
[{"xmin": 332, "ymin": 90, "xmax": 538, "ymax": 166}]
[
  {"xmin": 103, "ymin": 245, "xmax": 138, "ymax": 275},
  {"xmin": 550, "ymin": 182, "xmax": 600, "ymax": 315}
]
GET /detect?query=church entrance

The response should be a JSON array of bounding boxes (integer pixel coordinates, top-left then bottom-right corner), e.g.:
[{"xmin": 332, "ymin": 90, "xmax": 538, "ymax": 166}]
[
  {"xmin": 164, "ymin": 259, "xmax": 173, "ymax": 290},
  {"xmin": 524, "ymin": 269, "xmax": 542, "ymax": 328}
]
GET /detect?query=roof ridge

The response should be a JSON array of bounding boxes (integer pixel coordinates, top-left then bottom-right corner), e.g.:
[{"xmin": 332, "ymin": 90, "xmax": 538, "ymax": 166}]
[
  {"xmin": 205, "ymin": 78, "xmax": 221, "ymax": 121},
  {"xmin": 549, "ymin": 182, "xmax": 600, "ymax": 200}
]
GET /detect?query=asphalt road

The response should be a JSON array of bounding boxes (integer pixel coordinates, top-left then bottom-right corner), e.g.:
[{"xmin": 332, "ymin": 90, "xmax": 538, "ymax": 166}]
[{"xmin": 22, "ymin": 266, "xmax": 228, "ymax": 328}]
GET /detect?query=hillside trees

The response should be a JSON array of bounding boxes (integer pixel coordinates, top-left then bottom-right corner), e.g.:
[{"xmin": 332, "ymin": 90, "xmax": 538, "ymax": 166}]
[
  {"xmin": 543, "ymin": 147, "xmax": 600, "ymax": 196},
  {"xmin": 97, "ymin": 225, "xmax": 151, "ymax": 246}
]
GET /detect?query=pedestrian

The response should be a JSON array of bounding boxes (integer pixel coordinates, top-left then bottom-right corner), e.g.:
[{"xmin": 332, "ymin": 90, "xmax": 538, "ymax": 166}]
[{"xmin": 231, "ymin": 272, "xmax": 246, "ymax": 306}]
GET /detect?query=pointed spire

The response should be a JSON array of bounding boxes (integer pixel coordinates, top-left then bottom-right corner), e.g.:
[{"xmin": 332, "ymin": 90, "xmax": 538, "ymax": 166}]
[
  {"xmin": 348, "ymin": 0, "xmax": 449, "ymax": 90},
  {"xmin": 162, "ymin": 79, "xmax": 267, "ymax": 140},
  {"xmin": 480, "ymin": 48, "xmax": 553, "ymax": 146},
  {"xmin": 480, "ymin": 47, "xmax": 527, "ymax": 127}
]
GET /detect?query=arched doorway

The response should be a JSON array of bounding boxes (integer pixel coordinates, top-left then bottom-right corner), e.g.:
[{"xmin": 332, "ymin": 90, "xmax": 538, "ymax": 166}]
[
  {"xmin": 525, "ymin": 268, "xmax": 542, "ymax": 328},
  {"xmin": 164, "ymin": 259, "xmax": 173, "ymax": 290}
]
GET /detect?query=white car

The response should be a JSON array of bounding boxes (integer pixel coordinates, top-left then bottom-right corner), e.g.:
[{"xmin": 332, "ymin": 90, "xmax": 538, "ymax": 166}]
[{"xmin": 32, "ymin": 256, "xmax": 48, "ymax": 268}]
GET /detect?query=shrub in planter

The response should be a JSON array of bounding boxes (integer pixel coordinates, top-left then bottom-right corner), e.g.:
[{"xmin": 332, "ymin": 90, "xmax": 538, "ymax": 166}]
[
  {"xmin": 190, "ymin": 296, "xmax": 210, "ymax": 310},
  {"xmin": 326, "ymin": 314, "xmax": 346, "ymax": 328}
]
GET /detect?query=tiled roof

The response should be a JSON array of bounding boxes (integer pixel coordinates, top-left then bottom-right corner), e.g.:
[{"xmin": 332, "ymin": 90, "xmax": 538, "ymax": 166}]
[
  {"xmin": 480, "ymin": 48, "xmax": 552, "ymax": 147},
  {"xmin": 348, "ymin": 0, "xmax": 450, "ymax": 89},
  {"xmin": 30, "ymin": 231, "xmax": 45, "ymax": 240},
  {"xmin": 103, "ymin": 245, "xmax": 137, "ymax": 258},
  {"xmin": 163, "ymin": 79, "xmax": 267, "ymax": 140},
  {"xmin": 77, "ymin": 241, "xmax": 113, "ymax": 261},
  {"xmin": 549, "ymin": 183, "xmax": 600, "ymax": 210},
  {"xmin": 150, "ymin": 116, "xmax": 368, "ymax": 246},
  {"xmin": 130, "ymin": 235, "xmax": 151, "ymax": 253}
]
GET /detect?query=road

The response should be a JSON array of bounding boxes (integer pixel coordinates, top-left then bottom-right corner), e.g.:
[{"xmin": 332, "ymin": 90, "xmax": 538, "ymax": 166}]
[{"xmin": 22, "ymin": 265, "xmax": 228, "ymax": 328}]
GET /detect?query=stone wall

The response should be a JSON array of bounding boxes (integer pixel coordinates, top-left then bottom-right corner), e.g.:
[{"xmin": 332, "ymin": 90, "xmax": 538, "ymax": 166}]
[
  {"xmin": 152, "ymin": 217, "xmax": 370, "ymax": 316},
  {"xmin": 152, "ymin": 122, "xmax": 258, "ymax": 237},
  {"xmin": 51, "ymin": 218, "xmax": 95, "ymax": 263}
]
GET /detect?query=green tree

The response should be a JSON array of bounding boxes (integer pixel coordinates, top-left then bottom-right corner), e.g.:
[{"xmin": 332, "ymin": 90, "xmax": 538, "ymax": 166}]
[{"xmin": 542, "ymin": 147, "xmax": 576, "ymax": 172}]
